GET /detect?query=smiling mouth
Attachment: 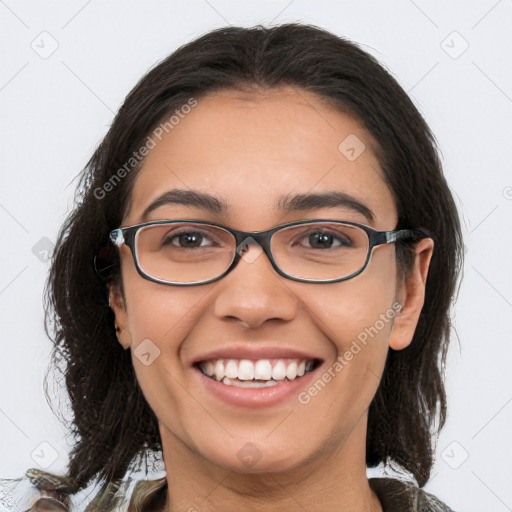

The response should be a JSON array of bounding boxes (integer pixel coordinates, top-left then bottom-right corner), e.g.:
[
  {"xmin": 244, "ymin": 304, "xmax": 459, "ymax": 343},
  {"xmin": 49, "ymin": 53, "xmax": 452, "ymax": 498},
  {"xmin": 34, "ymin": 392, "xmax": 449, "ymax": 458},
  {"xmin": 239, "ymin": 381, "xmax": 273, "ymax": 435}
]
[{"xmin": 195, "ymin": 358, "xmax": 322, "ymax": 388}]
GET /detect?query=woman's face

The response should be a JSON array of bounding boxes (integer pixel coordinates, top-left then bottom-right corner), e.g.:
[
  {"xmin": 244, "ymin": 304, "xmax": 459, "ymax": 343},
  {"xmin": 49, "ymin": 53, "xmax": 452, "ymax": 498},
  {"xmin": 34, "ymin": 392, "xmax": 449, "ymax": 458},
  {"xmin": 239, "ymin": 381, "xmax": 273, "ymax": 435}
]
[{"xmin": 110, "ymin": 87, "xmax": 429, "ymax": 475}]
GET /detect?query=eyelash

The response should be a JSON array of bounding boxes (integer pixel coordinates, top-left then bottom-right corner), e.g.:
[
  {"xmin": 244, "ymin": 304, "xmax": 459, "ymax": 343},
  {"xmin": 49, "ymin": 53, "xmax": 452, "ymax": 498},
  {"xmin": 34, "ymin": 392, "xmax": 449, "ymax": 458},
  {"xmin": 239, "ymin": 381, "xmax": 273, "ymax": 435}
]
[{"xmin": 161, "ymin": 228, "xmax": 352, "ymax": 250}]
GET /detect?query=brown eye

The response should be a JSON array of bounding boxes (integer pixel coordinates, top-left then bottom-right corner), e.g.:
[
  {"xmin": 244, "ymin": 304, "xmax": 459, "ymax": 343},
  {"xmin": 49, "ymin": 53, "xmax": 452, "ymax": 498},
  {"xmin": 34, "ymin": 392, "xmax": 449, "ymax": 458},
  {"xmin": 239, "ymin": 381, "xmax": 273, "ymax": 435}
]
[
  {"xmin": 306, "ymin": 231, "xmax": 352, "ymax": 249},
  {"xmin": 168, "ymin": 231, "xmax": 210, "ymax": 248}
]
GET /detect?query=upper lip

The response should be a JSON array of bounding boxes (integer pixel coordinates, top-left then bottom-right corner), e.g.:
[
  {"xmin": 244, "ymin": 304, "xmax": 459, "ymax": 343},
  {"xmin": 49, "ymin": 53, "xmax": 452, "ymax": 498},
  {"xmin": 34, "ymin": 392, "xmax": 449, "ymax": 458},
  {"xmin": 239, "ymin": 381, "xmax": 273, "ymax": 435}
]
[{"xmin": 191, "ymin": 345, "xmax": 324, "ymax": 365}]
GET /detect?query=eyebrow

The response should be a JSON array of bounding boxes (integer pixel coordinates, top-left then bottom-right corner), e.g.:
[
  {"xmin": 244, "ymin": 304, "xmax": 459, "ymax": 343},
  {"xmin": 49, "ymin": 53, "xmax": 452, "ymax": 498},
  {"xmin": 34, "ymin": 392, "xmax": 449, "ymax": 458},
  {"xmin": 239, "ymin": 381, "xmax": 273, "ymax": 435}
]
[
  {"xmin": 276, "ymin": 191, "xmax": 374, "ymax": 223},
  {"xmin": 141, "ymin": 188, "xmax": 375, "ymax": 223}
]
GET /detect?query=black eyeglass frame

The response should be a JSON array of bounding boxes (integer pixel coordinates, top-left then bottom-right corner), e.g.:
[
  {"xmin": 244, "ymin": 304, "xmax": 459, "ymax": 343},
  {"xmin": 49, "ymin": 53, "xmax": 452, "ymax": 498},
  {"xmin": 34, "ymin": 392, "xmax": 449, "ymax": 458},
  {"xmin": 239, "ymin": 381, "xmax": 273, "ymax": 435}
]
[{"xmin": 106, "ymin": 219, "xmax": 431, "ymax": 286}]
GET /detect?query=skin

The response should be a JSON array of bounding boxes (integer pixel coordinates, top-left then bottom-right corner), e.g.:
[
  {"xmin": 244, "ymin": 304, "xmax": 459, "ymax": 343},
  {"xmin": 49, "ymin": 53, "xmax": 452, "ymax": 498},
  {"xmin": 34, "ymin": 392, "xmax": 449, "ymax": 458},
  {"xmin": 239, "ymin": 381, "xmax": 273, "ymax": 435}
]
[{"xmin": 109, "ymin": 87, "xmax": 433, "ymax": 512}]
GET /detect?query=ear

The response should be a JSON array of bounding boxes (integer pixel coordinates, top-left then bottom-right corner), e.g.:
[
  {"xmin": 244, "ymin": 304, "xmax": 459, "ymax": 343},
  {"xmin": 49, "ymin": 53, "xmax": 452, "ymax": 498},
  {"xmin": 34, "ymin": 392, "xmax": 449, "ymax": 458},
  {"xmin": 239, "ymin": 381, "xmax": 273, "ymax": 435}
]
[
  {"xmin": 388, "ymin": 238, "xmax": 434, "ymax": 351},
  {"xmin": 108, "ymin": 283, "xmax": 131, "ymax": 349}
]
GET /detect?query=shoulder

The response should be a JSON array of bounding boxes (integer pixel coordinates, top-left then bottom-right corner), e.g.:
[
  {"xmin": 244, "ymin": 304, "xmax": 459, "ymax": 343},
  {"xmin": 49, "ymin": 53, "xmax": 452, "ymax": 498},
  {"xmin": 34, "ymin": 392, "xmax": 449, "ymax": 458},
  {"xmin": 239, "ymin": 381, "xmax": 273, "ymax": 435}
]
[
  {"xmin": 369, "ymin": 477, "xmax": 457, "ymax": 512},
  {"xmin": 0, "ymin": 468, "xmax": 166, "ymax": 512},
  {"xmin": 0, "ymin": 469, "xmax": 71, "ymax": 512}
]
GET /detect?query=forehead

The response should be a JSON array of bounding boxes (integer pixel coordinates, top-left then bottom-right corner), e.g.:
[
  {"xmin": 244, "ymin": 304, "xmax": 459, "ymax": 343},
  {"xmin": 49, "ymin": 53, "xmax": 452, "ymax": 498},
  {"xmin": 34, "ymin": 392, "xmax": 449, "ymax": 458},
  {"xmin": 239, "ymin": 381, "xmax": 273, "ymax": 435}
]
[{"xmin": 124, "ymin": 87, "xmax": 397, "ymax": 229}]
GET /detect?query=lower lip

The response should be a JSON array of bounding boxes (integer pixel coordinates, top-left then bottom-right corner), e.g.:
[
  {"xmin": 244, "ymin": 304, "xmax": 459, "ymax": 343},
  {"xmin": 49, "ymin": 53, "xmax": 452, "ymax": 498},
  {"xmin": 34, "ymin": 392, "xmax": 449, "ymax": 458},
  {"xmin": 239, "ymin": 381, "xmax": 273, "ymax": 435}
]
[{"xmin": 193, "ymin": 364, "xmax": 321, "ymax": 408}]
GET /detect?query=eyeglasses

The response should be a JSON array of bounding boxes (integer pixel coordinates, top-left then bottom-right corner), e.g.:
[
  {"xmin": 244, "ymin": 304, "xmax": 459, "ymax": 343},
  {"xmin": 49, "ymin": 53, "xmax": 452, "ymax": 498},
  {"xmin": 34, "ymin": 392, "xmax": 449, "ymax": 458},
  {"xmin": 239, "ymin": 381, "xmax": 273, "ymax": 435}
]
[{"xmin": 104, "ymin": 219, "xmax": 429, "ymax": 286}]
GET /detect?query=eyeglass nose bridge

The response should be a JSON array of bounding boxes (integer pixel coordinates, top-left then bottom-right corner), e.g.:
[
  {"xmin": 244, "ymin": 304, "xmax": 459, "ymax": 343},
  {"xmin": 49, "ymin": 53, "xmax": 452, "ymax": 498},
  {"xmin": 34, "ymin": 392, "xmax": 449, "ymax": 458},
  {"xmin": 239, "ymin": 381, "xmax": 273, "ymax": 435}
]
[{"xmin": 226, "ymin": 226, "xmax": 286, "ymax": 278}]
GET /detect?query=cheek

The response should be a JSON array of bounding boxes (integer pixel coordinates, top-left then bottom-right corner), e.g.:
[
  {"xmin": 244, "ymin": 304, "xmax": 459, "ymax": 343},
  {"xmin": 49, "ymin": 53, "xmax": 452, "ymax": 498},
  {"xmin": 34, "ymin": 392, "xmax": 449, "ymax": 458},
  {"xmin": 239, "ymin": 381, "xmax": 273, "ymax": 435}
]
[
  {"xmin": 296, "ymin": 246, "xmax": 398, "ymax": 401},
  {"xmin": 286, "ymin": 251, "xmax": 398, "ymax": 448},
  {"xmin": 125, "ymin": 284, "xmax": 207, "ymax": 351},
  {"xmin": 120, "ymin": 252, "xmax": 207, "ymax": 347},
  {"xmin": 119, "ymin": 274, "xmax": 209, "ymax": 428},
  {"xmin": 300, "ymin": 246, "xmax": 398, "ymax": 341}
]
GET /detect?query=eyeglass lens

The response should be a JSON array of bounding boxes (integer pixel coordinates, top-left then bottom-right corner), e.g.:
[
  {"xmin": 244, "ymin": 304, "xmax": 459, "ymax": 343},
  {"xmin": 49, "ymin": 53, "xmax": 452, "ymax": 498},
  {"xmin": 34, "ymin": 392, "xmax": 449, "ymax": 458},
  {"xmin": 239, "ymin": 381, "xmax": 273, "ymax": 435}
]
[{"xmin": 134, "ymin": 222, "xmax": 370, "ymax": 283}]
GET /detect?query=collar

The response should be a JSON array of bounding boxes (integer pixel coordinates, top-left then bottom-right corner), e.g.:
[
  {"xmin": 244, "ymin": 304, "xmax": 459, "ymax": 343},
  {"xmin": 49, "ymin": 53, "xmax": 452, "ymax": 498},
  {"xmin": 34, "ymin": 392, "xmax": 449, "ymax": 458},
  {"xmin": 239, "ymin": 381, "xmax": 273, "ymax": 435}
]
[
  {"xmin": 26, "ymin": 470, "xmax": 452, "ymax": 512},
  {"xmin": 131, "ymin": 476, "xmax": 453, "ymax": 512}
]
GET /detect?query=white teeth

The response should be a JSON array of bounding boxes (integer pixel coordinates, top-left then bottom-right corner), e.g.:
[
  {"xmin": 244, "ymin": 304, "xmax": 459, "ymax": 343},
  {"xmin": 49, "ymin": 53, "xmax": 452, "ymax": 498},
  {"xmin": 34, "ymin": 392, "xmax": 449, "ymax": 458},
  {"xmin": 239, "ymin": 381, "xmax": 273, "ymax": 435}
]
[
  {"xmin": 204, "ymin": 361, "xmax": 214, "ymax": 377},
  {"xmin": 199, "ymin": 358, "xmax": 317, "ymax": 384},
  {"xmin": 271, "ymin": 361, "xmax": 287, "ymax": 380},
  {"xmin": 238, "ymin": 359, "xmax": 255, "ymax": 380},
  {"xmin": 286, "ymin": 361, "xmax": 297, "ymax": 380},
  {"xmin": 225, "ymin": 359, "xmax": 238, "ymax": 379},
  {"xmin": 254, "ymin": 360, "xmax": 272, "ymax": 380},
  {"xmin": 213, "ymin": 360, "xmax": 225, "ymax": 380}
]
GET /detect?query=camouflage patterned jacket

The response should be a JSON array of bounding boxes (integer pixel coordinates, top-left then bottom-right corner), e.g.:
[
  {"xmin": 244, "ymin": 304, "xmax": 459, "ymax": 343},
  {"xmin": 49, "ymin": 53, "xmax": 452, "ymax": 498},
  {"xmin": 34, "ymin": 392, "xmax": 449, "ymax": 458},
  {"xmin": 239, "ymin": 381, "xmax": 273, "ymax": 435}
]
[{"xmin": 0, "ymin": 468, "xmax": 456, "ymax": 511}]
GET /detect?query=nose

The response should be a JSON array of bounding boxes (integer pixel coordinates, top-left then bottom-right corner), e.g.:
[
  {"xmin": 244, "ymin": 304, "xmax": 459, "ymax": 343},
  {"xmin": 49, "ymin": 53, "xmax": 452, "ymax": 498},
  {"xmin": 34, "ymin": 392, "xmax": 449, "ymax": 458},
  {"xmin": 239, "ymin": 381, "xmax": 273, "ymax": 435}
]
[{"xmin": 213, "ymin": 243, "xmax": 299, "ymax": 329}]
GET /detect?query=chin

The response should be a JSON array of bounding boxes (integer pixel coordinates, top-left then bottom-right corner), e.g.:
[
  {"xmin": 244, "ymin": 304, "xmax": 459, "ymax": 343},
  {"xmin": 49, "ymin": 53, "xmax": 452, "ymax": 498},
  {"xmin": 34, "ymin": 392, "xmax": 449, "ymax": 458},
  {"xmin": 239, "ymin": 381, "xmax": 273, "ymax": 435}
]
[{"xmin": 199, "ymin": 438, "xmax": 310, "ymax": 475}]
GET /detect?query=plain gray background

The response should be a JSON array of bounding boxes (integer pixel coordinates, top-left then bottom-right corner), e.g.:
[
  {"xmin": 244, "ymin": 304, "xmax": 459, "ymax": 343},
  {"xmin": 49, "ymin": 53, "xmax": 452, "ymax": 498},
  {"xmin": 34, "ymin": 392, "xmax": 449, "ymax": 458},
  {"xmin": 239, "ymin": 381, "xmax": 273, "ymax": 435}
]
[{"xmin": 1, "ymin": 1, "xmax": 511, "ymax": 510}]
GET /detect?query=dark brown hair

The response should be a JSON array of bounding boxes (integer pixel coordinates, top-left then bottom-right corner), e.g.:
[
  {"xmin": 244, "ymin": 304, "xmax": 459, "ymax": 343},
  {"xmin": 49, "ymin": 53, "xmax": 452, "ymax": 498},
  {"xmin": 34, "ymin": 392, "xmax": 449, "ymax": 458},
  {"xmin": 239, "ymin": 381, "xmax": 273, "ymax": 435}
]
[{"xmin": 42, "ymin": 23, "xmax": 463, "ymax": 495}]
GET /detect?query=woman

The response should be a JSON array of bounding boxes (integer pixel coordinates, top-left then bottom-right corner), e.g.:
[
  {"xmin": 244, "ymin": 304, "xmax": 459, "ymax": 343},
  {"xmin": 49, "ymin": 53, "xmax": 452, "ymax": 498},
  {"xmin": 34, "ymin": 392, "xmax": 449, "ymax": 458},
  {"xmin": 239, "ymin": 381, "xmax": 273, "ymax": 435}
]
[{"xmin": 0, "ymin": 23, "xmax": 462, "ymax": 511}]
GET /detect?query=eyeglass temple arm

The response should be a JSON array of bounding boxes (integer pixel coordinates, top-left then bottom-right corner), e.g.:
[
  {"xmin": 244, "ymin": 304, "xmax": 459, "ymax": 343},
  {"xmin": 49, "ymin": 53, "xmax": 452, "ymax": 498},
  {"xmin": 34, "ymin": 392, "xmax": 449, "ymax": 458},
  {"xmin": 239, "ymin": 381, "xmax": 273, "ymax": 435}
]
[{"xmin": 384, "ymin": 228, "xmax": 431, "ymax": 244}]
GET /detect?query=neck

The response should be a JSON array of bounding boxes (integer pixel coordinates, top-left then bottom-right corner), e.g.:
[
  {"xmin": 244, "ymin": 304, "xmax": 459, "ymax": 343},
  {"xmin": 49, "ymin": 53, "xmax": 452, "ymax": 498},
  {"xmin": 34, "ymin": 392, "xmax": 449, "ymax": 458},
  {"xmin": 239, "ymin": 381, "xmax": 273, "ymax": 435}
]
[{"xmin": 159, "ymin": 419, "xmax": 382, "ymax": 512}]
